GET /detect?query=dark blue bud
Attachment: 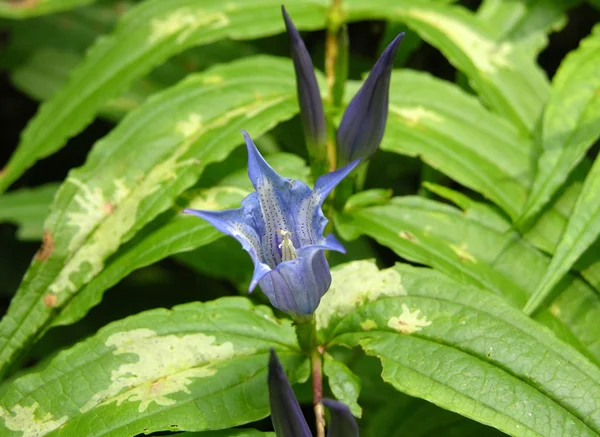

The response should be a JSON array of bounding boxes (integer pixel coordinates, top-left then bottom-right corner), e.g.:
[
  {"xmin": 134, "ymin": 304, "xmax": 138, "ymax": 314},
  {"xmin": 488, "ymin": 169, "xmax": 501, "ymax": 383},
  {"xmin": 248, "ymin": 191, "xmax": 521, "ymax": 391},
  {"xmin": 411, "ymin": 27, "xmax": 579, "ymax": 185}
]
[
  {"xmin": 282, "ymin": 5, "xmax": 327, "ymax": 150},
  {"xmin": 322, "ymin": 399, "xmax": 359, "ymax": 437},
  {"xmin": 337, "ymin": 33, "xmax": 405, "ymax": 164},
  {"xmin": 268, "ymin": 349, "xmax": 313, "ymax": 437}
]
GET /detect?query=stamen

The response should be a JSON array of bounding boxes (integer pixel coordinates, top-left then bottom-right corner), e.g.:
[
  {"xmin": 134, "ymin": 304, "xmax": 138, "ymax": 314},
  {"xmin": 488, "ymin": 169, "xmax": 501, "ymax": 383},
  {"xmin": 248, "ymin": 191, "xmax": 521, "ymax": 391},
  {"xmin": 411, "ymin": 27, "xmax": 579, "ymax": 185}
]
[{"xmin": 277, "ymin": 230, "xmax": 297, "ymax": 262}]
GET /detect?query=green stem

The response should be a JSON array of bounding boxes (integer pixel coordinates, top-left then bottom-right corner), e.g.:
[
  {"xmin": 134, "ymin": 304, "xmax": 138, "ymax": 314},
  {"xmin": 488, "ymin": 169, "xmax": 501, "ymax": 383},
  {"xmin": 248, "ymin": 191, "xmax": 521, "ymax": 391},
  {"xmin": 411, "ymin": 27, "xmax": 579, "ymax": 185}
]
[
  {"xmin": 324, "ymin": 0, "xmax": 343, "ymax": 174},
  {"xmin": 293, "ymin": 315, "xmax": 325, "ymax": 437},
  {"xmin": 312, "ymin": 346, "xmax": 325, "ymax": 437}
]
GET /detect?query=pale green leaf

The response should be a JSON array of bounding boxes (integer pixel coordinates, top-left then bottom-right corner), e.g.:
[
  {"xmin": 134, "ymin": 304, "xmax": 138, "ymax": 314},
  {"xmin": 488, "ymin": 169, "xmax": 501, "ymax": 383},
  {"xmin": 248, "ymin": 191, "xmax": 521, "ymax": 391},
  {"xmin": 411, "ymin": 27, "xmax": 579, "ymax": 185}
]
[
  {"xmin": 0, "ymin": 0, "xmax": 96, "ymax": 19},
  {"xmin": 477, "ymin": 0, "xmax": 576, "ymax": 55},
  {"xmin": 325, "ymin": 261, "xmax": 600, "ymax": 437},
  {"xmin": 0, "ymin": 298, "xmax": 307, "ymax": 436},
  {"xmin": 524, "ymin": 155, "xmax": 600, "ymax": 315},
  {"xmin": 0, "ymin": 0, "xmax": 326, "ymax": 192},
  {"xmin": 0, "ymin": 56, "xmax": 300, "ymax": 379},
  {"xmin": 519, "ymin": 23, "xmax": 600, "ymax": 225},
  {"xmin": 376, "ymin": 69, "xmax": 533, "ymax": 218},
  {"xmin": 0, "ymin": 184, "xmax": 57, "ymax": 241},
  {"xmin": 323, "ymin": 353, "xmax": 362, "ymax": 417},
  {"xmin": 343, "ymin": 0, "xmax": 549, "ymax": 132},
  {"xmin": 335, "ymin": 195, "xmax": 600, "ymax": 364}
]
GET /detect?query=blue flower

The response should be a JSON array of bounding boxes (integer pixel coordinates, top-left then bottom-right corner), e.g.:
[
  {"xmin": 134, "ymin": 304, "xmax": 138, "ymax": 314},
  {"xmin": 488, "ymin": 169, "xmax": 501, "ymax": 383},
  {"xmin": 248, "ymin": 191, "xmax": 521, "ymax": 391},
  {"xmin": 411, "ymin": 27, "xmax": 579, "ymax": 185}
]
[
  {"xmin": 268, "ymin": 349, "xmax": 359, "ymax": 437},
  {"xmin": 184, "ymin": 131, "xmax": 358, "ymax": 316},
  {"xmin": 337, "ymin": 33, "xmax": 405, "ymax": 164}
]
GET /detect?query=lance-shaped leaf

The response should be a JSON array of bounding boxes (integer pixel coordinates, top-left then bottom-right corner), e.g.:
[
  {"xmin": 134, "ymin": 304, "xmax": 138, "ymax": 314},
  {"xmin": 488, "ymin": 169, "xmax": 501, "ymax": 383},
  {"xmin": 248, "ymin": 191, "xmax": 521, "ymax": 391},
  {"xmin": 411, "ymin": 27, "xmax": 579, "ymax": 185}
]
[
  {"xmin": 0, "ymin": 298, "xmax": 309, "ymax": 436},
  {"xmin": 342, "ymin": 0, "xmax": 549, "ymax": 134},
  {"xmin": 282, "ymin": 5, "xmax": 327, "ymax": 151},
  {"xmin": 268, "ymin": 349, "xmax": 312, "ymax": 437},
  {"xmin": 337, "ymin": 33, "xmax": 404, "ymax": 164},
  {"xmin": 334, "ymin": 193, "xmax": 600, "ymax": 364},
  {"xmin": 524, "ymin": 155, "xmax": 600, "ymax": 315},
  {"xmin": 518, "ymin": 23, "xmax": 600, "ymax": 227},
  {"xmin": 0, "ymin": 0, "xmax": 326, "ymax": 193},
  {"xmin": 322, "ymin": 399, "xmax": 359, "ymax": 437},
  {"xmin": 318, "ymin": 261, "xmax": 600, "ymax": 437}
]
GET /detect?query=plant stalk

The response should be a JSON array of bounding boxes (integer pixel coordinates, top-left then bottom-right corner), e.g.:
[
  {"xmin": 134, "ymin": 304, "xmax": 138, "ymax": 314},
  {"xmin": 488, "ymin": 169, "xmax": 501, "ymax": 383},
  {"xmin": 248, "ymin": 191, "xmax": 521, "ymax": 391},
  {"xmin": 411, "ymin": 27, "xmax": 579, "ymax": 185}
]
[
  {"xmin": 324, "ymin": 0, "xmax": 343, "ymax": 173},
  {"xmin": 312, "ymin": 345, "xmax": 325, "ymax": 437}
]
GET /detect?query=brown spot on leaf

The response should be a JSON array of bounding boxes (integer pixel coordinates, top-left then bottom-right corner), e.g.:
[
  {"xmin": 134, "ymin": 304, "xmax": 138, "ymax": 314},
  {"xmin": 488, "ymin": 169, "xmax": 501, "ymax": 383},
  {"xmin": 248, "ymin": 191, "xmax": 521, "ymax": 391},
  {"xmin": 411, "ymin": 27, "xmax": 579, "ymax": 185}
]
[
  {"xmin": 35, "ymin": 230, "xmax": 55, "ymax": 261},
  {"xmin": 103, "ymin": 202, "xmax": 115, "ymax": 214},
  {"xmin": 7, "ymin": 0, "xmax": 38, "ymax": 9},
  {"xmin": 399, "ymin": 230, "xmax": 418, "ymax": 243},
  {"xmin": 44, "ymin": 294, "xmax": 58, "ymax": 308}
]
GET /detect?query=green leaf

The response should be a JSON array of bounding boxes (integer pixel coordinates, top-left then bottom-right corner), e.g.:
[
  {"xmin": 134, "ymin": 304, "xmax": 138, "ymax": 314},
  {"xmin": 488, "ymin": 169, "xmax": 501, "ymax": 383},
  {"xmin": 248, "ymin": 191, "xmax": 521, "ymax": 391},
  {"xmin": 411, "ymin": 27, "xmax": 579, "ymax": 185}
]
[
  {"xmin": 343, "ymin": 0, "xmax": 549, "ymax": 133},
  {"xmin": 0, "ymin": 56, "xmax": 300, "ymax": 379},
  {"xmin": 335, "ymin": 194, "xmax": 600, "ymax": 364},
  {"xmin": 0, "ymin": 0, "xmax": 96, "ymax": 19},
  {"xmin": 10, "ymin": 47, "xmax": 159, "ymax": 122},
  {"xmin": 477, "ymin": 0, "xmax": 576, "ymax": 55},
  {"xmin": 0, "ymin": 0, "xmax": 326, "ymax": 192},
  {"xmin": 0, "ymin": 184, "xmax": 57, "ymax": 241},
  {"xmin": 324, "ymin": 261, "xmax": 600, "ymax": 437},
  {"xmin": 376, "ymin": 69, "xmax": 532, "ymax": 218},
  {"xmin": 0, "ymin": 297, "xmax": 307, "ymax": 436},
  {"xmin": 323, "ymin": 353, "xmax": 362, "ymax": 417},
  {"xmin": 5, "ymin": 4, "xmax": 259, "ymax": 122},
  {"xmin": 519, "ymin": 23, "xmax": 600, "ymax": 226},
  {"xmin": 524, "ymin": 155, "xmax": 600, "ymax": 315}
]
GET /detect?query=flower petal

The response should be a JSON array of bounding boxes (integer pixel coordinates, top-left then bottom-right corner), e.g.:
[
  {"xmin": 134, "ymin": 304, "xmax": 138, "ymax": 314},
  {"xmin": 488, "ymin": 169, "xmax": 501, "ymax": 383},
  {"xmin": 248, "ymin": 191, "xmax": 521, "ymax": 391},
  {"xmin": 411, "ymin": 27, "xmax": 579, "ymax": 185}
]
[
  {"xmin": 337, "ymin": 33, "xmax": 404, "ymax": 164},
  {"xmin": 314, "ymin": 159, "xmax": 361, "ymax": 200},
  {"xmin": 268, "ymin": 349, "xmax": 313, "ymax": 437},
  {"xmin": 183, "ymin": 195, "xmax": 271, "ymax": 291},
  {"xmin": 260, "ymin": 249, "xmax": 332, "ymax": 315},
  {"xmin": 322, "ymin": 399, "xmax": 359, "ymax": 437},
  {"xmin": 242, "ymin": 130, "xmax": 296, "ymax": 267},
  {"xmin": 289, "ymin": 159, "xmax": 360, "ymax": 247},
  {"xmin": 282, "ymin": 5, "xmax": 327, "ymax": 149}
]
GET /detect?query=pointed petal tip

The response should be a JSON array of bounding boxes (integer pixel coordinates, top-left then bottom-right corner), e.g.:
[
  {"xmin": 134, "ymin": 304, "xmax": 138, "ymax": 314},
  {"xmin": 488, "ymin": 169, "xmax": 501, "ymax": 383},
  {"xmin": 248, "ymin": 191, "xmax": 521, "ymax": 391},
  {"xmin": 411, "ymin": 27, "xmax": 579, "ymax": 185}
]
[
  {"xmin": 182, "ymin": 208, "xmax": 208, "ymax": 218},
  {"xmin": 269, "ymin": 348, "xmax": 278, "ymax": 366},
  {"xmin": 268, "ymin": 349, "xmax": 286, "ymax": 383},
  {"xmin": 325, "ymin": 234, "xmax": 346, "ymax": 254},
  {"xmin": 281, "ymin": 4, "xmax": 297, "ymax": 36}
]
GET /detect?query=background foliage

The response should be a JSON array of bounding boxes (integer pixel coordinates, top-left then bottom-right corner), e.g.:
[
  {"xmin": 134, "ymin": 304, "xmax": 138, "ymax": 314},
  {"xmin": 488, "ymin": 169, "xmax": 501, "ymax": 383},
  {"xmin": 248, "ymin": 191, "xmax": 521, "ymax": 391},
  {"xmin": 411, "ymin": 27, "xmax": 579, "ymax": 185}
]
[{"xmin": 0, "ymin": 0, "xmax": 599, "ymax": 436}]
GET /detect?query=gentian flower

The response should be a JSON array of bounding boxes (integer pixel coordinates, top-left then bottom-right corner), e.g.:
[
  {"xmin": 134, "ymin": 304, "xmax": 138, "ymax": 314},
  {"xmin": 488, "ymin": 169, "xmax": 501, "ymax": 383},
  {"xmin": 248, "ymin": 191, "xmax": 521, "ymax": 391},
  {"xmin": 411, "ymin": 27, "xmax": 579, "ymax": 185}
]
[
  {"xmin": 268, "ymin": 349, "xmax": 359, "ymax": 437},
  {"xmin": 282, "ymin": 5, "xmax": 327, "ymax": 151},
  {"xmin": 337, "ymin": 33, "xmax": 405, "ymax": 165},
  {"xmin": 281, "ymin": 7, "xmax": 404, "ymax": 165},
  {"xmin": 183, "ymin": 131, "xmax": 359, "ymax": 316}
]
